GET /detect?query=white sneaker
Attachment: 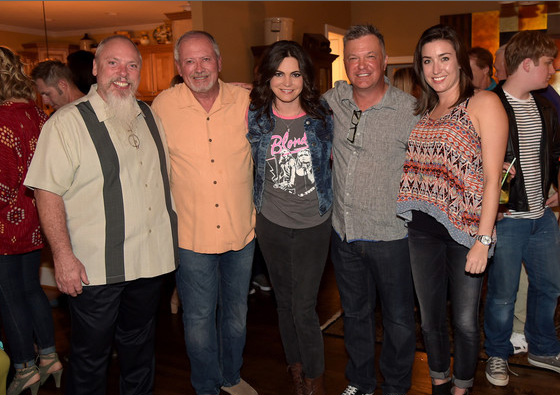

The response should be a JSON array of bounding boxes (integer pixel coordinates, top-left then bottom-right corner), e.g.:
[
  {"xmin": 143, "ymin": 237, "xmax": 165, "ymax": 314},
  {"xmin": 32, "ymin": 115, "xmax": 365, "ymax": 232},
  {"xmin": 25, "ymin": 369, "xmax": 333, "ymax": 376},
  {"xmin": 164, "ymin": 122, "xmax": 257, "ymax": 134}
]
[{"xmin": 510, "ymin": 332, "xmax": 528, "ymax": 354}]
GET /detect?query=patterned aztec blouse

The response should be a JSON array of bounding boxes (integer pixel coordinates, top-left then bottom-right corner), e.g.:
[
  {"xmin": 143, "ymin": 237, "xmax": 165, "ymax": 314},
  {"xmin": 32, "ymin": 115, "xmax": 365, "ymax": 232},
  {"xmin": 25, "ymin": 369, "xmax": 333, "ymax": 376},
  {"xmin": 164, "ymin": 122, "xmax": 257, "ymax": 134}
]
[
  {"xmin": 0, "ymin": 100, "xmax": 47, "ymax": 255},
  {"xmin": 397, "ymin": 98, "xmax": 488, "ymax": 248}
]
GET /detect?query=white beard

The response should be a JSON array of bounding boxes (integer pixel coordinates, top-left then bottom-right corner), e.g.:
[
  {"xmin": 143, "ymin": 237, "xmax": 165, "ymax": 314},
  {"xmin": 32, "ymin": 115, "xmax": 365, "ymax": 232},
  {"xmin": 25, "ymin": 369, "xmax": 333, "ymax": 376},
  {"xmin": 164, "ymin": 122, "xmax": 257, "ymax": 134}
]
[{"xmin": 106, "ymin": 92, "xmax": 138, "ymax": 132}]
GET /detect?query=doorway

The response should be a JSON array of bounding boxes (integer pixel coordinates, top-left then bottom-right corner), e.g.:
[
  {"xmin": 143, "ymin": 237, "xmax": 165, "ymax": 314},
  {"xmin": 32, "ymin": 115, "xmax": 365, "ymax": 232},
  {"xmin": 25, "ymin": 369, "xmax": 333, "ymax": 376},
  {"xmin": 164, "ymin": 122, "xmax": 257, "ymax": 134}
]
[{"xmin": 325, "ymin": 24, "xmax": 349, "ymax": 88}]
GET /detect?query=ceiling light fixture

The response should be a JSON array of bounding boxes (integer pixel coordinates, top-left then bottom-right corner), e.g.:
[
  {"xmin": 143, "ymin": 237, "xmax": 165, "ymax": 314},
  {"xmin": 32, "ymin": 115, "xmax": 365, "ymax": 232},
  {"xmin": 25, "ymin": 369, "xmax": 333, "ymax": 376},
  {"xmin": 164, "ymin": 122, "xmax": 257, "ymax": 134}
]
[{"xmin": 41, "ymin": 1, "xmax": 49, "ymax": 58}]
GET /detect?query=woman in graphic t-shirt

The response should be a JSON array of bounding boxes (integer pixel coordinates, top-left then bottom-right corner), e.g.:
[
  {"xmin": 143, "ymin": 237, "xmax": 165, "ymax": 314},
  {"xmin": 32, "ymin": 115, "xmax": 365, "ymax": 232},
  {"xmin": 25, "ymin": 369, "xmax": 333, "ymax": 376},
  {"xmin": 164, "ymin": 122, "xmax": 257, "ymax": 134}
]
[{"xmin": 247, "ymin": 40, "xmax": 333, "ymax": 395}]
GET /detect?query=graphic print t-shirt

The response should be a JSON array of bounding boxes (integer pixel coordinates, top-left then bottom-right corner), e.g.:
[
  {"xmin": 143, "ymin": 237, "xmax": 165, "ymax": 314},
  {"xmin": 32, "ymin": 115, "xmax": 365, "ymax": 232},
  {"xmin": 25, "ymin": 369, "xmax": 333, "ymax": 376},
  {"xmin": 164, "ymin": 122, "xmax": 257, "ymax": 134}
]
[{"xmin": 261, "ymin": 112, "xmax": 327, "ymax": 229}]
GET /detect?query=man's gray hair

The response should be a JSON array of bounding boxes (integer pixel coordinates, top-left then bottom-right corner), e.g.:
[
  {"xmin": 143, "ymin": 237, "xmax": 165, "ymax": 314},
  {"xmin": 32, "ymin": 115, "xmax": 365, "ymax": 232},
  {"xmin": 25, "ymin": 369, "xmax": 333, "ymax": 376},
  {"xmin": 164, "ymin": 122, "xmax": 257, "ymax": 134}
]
[
  {"xmin": 344, "ymin": 24, "xmax": 386, "ymax": 56},
  {"xmin": 174, "ymin": 31, "xmax": 221, "ymax": 62}
]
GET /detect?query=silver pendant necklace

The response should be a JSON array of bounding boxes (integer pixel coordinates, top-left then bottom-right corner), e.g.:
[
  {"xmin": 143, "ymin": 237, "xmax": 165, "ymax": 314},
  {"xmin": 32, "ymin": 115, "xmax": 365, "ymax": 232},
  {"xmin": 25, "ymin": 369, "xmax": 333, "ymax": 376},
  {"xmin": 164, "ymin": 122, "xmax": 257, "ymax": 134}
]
[
  {"xmin": 274, "ymin": 104, "xmax": 302, "ymax": 133},
  {"xmin": 276, "ymin": 116, "xmax": 297, "ymax": 133}
]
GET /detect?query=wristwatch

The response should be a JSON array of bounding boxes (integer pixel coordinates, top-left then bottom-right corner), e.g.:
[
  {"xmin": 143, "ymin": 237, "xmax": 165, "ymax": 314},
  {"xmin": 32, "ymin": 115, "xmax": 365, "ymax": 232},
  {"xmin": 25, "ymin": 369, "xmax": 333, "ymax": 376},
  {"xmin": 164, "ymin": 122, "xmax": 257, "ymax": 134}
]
[{"xmin": 476, "ymin": 235, "xmax": 493, "ymax": 246}]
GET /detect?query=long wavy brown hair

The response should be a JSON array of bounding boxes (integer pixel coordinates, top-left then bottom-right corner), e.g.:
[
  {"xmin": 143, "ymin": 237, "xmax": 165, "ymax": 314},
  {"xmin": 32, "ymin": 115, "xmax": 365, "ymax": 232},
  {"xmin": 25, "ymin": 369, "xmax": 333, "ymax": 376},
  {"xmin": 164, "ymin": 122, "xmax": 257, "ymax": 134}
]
[{"xmin": 0, "ymin": 46, "xmax": 35, "ymax": 103}]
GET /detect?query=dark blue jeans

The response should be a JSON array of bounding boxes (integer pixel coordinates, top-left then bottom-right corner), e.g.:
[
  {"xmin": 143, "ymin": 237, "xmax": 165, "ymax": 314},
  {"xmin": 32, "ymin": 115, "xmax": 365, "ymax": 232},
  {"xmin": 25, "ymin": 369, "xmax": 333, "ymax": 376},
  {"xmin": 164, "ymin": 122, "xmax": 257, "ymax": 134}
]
[
  {"xmin": 485, "ymin": 209, "xmax": 560, "ymax": 359},
  {"xmin": 176, "ymin": 240, "xmax": 255, "ymax": 395},
  {"xmin": 0, "ymin": 250, "xmax": 56, "ymax": 368},
  {"xmin": 408, "ymin": 227, "xmax": 483, "ymax": 390},
  {"xmin": 331, "ymin": 232, "xmax": 415, "ymax": 395},
  {"xmin": 256, "ymin": 214, "xmax": 331, "ymax": 378}
]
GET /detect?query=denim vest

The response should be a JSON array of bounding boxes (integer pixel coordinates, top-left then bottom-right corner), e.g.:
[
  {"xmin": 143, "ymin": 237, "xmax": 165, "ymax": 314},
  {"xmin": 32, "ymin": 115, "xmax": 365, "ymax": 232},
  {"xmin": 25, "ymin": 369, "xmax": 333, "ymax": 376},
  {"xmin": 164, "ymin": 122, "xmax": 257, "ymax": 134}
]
[{"xmin": 247, "ymin": 103, "xmax": 333, "ymax": 216}]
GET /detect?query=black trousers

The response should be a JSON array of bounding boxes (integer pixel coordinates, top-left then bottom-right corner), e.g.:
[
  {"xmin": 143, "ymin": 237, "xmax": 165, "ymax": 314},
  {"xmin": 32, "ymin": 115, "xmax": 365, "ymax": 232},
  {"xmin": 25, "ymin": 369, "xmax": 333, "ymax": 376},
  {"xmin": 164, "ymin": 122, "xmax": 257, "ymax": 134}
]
[
  {"xmin": 66, "ymin": 275, "xmax": 165, "ymax": 395},
  {"xmin": 256, "ymin": 213, "xmax": 331, "ymax": 378}
]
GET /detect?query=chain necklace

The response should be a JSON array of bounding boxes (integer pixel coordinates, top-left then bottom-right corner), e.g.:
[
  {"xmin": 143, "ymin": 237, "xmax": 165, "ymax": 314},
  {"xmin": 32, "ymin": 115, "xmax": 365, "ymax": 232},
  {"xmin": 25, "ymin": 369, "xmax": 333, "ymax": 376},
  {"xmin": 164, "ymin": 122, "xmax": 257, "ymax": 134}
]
[
  {"xmin": 273, "ymin": 103, "xmax": 302, "ymax": 133},
  {"xmin": 276, "ymin": 115, "xmax": 298, "ymax": 133}
]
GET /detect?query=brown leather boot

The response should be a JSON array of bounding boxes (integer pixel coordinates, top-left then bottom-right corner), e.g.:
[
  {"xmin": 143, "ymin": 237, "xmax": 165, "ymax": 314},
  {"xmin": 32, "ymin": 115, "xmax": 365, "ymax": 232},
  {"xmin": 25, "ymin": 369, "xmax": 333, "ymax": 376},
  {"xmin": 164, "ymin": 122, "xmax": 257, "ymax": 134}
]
[
  {"xmin": 287, "ymin": 363, "xmax": 305, "ymax": 395},
  {"xmin": 303, "ymin": 375, "xmax": 326, "ymax": 395}
]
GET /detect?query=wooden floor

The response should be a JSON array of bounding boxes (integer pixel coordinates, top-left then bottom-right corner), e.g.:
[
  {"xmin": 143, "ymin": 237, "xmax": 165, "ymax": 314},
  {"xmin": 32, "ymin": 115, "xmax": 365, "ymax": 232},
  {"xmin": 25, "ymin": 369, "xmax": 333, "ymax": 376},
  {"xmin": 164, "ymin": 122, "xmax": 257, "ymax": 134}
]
[{"xmin": 37, "ymin": 260, "xmax": 560, "ymax": 395}]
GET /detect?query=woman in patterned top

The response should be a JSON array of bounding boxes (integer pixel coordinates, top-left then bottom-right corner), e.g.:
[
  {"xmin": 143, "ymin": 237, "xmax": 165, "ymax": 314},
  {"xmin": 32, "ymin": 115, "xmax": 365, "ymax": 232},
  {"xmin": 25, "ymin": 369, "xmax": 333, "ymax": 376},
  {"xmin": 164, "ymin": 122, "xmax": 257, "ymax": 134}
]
[
  {"xmin": 247, "ymin": 40, "xmax": 333, "ymax": 395},
  {"xmin": 0, "ymin": 47, "xmax": 63, "ymax": 395},
  {"xmin": 396, "ymin": 26, "xmax": 508, "ymax": 394}
]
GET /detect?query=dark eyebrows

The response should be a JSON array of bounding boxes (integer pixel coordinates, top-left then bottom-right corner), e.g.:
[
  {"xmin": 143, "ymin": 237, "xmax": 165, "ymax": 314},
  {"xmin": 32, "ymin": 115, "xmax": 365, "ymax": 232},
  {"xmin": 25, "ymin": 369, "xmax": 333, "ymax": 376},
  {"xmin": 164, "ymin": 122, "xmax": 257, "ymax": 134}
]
[{"xmin": 422, "ymin": 52, "xmax": 452, "ymax": 59}]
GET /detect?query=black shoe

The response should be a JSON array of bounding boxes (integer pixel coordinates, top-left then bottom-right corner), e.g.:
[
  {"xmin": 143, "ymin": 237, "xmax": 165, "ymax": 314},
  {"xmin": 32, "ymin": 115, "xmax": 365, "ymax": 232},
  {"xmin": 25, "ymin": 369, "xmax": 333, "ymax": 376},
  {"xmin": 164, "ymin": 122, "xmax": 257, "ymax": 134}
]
[{"xmin": 432, "ymin": 380, "xmax": 451, "ymax": 395}]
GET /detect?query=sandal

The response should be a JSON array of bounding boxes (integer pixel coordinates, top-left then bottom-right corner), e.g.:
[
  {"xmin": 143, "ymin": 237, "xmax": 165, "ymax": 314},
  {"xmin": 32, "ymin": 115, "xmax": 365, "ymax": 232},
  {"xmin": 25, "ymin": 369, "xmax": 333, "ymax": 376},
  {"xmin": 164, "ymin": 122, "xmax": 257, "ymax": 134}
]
[
  {"xmin": 7, "ymin": 365, "xmax": 40, "ymax": 395},
  {"xmin": 38, "ymin": 352, "xmax": 63, "ymax": 388}
]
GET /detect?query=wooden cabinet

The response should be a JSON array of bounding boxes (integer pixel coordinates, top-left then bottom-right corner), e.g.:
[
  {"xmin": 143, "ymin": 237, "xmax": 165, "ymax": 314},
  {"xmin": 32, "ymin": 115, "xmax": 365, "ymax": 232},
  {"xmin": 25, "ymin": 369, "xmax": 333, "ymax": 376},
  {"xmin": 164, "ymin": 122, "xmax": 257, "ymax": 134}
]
[
  {"xmin": 19, "ymin": 42, "xmax": 80, "ymax": 76},
  {"xmin": 137, "ymin": 44, "xmax": 176, "ymax": 103},
  {"xmin": 19, "ymin": 43, "xmax": 80, "ymax": 112}
]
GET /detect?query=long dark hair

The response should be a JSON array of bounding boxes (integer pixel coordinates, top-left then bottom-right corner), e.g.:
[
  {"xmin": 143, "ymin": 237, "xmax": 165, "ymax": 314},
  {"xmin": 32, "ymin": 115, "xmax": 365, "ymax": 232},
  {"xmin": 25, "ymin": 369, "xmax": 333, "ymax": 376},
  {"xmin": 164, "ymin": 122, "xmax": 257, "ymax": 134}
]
[
  {"xmin": 413, "ymin": 24, "xmax": 474, "ymax": 115},
  {"xmin": 250, "ymin": 40, "xmax": 327, "ymax": 123}
]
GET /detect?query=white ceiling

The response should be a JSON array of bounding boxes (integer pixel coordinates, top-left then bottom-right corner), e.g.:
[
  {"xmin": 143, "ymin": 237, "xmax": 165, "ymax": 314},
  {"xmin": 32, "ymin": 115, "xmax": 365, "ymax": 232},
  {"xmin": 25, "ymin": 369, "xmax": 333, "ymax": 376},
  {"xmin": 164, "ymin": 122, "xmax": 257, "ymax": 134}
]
[{"xmin": 0, "ymin": 1, "xmax": 191, "ymax": 37}]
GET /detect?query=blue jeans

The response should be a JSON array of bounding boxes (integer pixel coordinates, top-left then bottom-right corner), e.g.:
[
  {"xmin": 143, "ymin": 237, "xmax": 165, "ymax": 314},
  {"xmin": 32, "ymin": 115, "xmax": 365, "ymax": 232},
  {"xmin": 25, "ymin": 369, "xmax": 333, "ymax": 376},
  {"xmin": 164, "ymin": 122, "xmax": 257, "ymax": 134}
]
[
  {"xmin": 331, "ymin": 232, "xmax": 415, "ymax": 395},
  {"xmin": 0, "ymin": 250, "xmax": 56, "ymax": 368},
  {"xmin": 176, "ymin": 240, "xmax": 255, "ymax": 395},
  {"xmin": 408, "ymin": 227, "xmax": 483, "ymax": 389},
  {"xmin": 485, "ymin": 208, "xmax": 560, "ymax": 359}
]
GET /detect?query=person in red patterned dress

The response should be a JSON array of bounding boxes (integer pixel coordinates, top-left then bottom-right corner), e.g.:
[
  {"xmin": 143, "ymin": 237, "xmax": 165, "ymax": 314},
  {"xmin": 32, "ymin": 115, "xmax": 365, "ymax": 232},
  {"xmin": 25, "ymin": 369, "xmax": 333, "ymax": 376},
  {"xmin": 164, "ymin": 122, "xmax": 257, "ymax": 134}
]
[{"xmin": 0, "ymin": 46, "xmax": 63, "ymax": 395}]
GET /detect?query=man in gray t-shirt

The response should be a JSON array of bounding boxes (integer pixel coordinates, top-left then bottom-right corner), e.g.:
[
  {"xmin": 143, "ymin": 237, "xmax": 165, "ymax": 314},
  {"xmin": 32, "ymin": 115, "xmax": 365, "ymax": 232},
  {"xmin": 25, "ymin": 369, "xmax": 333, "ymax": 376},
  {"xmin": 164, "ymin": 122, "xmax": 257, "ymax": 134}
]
[{"xmin": 323, "ymin": 24, "xmax": 419, "ymax": 395}]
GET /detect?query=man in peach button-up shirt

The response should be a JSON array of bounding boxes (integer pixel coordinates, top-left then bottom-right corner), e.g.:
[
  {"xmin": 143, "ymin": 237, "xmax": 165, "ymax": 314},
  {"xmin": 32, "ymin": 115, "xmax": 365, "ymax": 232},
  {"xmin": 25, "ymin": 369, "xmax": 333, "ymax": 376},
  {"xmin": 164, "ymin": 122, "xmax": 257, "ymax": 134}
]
[{"xmin": 152, "ymin": 30, "xmax": 257, "ymax": 395}]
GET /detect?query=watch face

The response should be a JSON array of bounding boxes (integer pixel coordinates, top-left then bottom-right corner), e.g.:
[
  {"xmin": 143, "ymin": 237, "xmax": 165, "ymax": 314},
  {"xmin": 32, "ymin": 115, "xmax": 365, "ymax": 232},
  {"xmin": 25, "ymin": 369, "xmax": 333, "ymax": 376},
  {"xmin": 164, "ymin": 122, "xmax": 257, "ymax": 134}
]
[{"xmin": 478, "ymin": 235, "xmax": 492, "ymax": 245}]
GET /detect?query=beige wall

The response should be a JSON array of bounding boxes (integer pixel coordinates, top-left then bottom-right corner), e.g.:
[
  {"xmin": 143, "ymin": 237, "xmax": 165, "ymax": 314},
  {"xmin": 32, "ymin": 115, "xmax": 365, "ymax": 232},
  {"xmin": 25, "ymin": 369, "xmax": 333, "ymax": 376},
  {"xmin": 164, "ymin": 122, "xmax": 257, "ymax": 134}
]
[
  {"xmin": 351, "ymin": 1, "xmax": 500, "ymax": 57},
  {"xmin": 0, "ymin": 30, "xmax": 43, "ymax": 52},
  {"xmin": 194, "ymin": 1, "xmax": 503, "ymax": 82},
  {"xmin": 198, "ymin": 1, "xmax": 352, "ymax": 82}
]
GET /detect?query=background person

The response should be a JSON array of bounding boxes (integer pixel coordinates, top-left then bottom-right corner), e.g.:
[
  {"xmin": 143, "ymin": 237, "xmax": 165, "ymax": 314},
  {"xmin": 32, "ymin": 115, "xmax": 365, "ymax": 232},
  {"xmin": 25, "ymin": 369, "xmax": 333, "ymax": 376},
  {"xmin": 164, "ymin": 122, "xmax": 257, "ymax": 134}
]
[
  {"xmin": 494, "ymin": 46, "xmax": 507, "ymax": 83},
  {"xmin": 393, "ymin": 67, "xmax": 421, "ymax": 99},
  {"xmin": 0, "ymin": 46, "xmax": 63, "ymax": 395},
  {"xmin": 468, "ymin": 46, "xmax": 497, "ymax": 91},
  {"xmin": 484, "ymin": 30, "xmax": 560, "ymax": 387},
  {"xmin": 31, "ymin": 60, "xmax": 84, "ymax": 111},
  {"xmin": 247, "ymin": 40, "xmax": 333, "ymax": 395},
  {"xmin": 66, "ymin": 50, "xmax": 96, "ymax": 95},
  {"xmin": 396, "ymin": 25, "xmax": 508, "ymax": 395}
]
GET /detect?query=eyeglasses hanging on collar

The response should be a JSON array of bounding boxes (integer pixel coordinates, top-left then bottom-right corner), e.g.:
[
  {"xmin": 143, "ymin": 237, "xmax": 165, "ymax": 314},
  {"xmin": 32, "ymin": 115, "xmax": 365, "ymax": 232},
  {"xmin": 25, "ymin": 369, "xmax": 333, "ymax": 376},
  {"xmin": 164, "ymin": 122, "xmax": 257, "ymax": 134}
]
[{"xmin": 347, "ymin": 109, "xmax": 362, "ymax": 144}]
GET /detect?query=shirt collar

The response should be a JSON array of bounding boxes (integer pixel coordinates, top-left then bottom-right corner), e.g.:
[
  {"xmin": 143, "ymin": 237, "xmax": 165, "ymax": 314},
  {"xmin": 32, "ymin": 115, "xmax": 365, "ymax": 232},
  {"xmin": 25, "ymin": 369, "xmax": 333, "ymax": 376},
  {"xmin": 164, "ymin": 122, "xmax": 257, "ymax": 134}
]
[{"xmin": 176, "ymin": 79, "xmax": 234, "ymax": 112}]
